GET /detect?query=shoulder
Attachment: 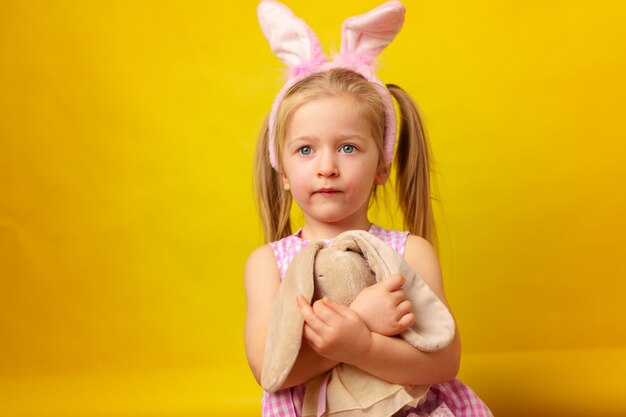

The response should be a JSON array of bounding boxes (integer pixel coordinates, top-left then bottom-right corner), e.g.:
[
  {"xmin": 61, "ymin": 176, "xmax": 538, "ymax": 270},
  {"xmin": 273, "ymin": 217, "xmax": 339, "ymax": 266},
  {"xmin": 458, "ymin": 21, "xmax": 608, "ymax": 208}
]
[
  {"xmin": 245, "ymin": 244, "xmax": 279, "ymax": 282},
  {"xmin": 403, "ymin": 235, "xmax": 449, "ymax": 306},
  {"xmin": 246, "ymin": 243, "xmax": 276, "ymax": 264},
  {"xmin": 404, "ymin": 234, "xmax": 436, "ymax": 259},
  {"xmin": 244, "ymin": 244, "xmax": 281, "ymax": 295},
  {"xmin": 244, "ymin": 244, "xmax": 282, "ymax": 317}
]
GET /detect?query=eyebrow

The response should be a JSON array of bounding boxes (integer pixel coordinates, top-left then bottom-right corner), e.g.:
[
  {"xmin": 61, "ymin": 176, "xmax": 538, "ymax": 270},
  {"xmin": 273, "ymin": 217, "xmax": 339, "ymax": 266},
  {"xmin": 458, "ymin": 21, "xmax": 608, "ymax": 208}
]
[{"xmin": 287, "ymin": 134, "xmax": 368, "ymax": 144}]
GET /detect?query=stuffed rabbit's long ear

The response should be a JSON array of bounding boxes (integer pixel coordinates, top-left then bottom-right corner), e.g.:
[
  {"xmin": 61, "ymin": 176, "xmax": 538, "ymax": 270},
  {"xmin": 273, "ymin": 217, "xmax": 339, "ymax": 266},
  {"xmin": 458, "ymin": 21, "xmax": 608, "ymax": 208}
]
[
  {"xmin": 257, "ymin": 0, "xmax": 327, "ymax": 70},
  {"xmin": 340, "ymin": 1, "xmax": 405, "ymax": 65},
  {"xmin": 332, "ymin": 230, "xmax": 391, "ymax": 280},
  {"xmin": 261, "ymin": 240, "xmax": 323, "ymax": 392},
  {"xmin": 339, "ymin": 230, "xmax": 456, "ymax": 352}
]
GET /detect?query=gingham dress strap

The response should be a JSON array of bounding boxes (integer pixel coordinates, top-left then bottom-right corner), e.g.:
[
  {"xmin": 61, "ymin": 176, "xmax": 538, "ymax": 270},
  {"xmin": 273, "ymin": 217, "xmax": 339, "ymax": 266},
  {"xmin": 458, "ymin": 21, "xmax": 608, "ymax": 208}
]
[
  {"xmin": 268, "ymin": 235, "xmax": 309, "ymax": 279},
  {"xmin": 369, "ymin": 224, "xmax": 410, "ymax": 256}
]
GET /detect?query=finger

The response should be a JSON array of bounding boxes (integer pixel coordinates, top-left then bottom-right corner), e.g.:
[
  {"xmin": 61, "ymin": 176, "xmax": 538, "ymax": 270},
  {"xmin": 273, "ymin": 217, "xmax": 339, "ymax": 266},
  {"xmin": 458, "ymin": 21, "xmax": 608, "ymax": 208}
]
[
  {"xmin": 382, "ymin": 274, "xmax": 405, "ymax": 291},
  {"xmin": 312, "ymin": 297, "xmax": 343, "ymax": 323},
  {"xmin": 392, "ymin": 289, "xmax": 409, "ymax": 305},
  {"xmin": 302, "ymin": 323, "xmax": 323, "ymax": 347},
  {"xmin": 397, "ymin": 299, "xmax": 413, "ymax": 316},
  {"xmin": 297, "ymin": 295, "xmax": 328, "ymax": 330},
  {"xmin": 398, "ymin": 312, "xmax": 416, "ymax": 329},
  {"xmin": 321, "ymin": 297, "xmax": 353, "ymax": 317}
]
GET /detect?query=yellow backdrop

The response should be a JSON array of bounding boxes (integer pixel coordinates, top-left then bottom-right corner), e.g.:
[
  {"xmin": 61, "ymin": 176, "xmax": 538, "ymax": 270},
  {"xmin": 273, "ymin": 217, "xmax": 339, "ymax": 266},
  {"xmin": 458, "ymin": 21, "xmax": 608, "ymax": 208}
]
[{"xmin": 1, "ymin": 1, "xmax": 625, "ymax": 416}]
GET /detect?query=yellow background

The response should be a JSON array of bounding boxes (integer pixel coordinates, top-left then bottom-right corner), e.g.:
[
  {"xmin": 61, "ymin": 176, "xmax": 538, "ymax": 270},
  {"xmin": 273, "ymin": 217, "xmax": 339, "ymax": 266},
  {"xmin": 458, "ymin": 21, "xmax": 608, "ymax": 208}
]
[{"xmin": 1, "ymin": 1, "xmax": 625, "ymax": 416}]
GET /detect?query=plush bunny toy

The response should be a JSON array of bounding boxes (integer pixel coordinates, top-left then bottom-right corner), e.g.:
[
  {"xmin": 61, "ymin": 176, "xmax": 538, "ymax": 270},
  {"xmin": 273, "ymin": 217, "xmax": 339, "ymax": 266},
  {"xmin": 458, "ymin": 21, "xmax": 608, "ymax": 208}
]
[{"xmin": 262, "ymin": 230, "xmax": 456, "ymax": 417}]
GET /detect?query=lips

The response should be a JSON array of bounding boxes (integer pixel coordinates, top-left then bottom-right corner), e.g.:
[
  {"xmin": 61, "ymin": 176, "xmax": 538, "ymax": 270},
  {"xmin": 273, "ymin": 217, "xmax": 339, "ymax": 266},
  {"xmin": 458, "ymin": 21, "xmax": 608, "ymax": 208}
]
[{"xmin": 315, "ymin": 188, "xmax": 341, "ymax": 195}]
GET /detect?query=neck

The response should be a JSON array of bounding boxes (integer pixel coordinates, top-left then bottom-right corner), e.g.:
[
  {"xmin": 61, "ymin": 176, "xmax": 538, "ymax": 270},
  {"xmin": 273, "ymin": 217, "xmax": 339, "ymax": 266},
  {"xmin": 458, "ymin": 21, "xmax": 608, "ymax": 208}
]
[{"xmin": 299, "ymin": 218, "xmax": 372, "ymax": 241}]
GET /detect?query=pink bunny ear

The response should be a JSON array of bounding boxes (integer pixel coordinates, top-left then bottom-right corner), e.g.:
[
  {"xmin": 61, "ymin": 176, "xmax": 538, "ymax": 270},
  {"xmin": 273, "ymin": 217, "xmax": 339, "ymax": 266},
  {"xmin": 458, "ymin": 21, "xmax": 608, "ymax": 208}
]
[
  {"xmin": 340, "ymin": 1, "xmax": 406, "ymax": 67},
  {"xmin": 257, "ymin": 0, "xmax": 327, "ymax": 75}
]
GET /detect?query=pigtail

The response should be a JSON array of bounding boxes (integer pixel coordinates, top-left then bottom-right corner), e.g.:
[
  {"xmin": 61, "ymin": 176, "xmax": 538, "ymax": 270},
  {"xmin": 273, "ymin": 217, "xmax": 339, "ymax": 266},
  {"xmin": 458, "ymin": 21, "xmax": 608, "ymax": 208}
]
[
  {"xmin": 387, "ymin": 84, "xmax": 438, "ymax": 249},
  {"xmin": 254, "ymin": 117, "xmax": 292, "ymax": 243}
]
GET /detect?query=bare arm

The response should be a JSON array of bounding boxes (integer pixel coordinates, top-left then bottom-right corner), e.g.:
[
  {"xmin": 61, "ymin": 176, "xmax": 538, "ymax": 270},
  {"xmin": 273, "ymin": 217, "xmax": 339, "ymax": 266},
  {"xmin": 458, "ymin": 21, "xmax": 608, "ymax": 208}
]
[
  {"xmin": 298, "ymin": 235, "xmax": 461, "ymax": 386},
  {"xmin": 244, "ymin": 245, "xmax": 337, "ymax": 389}
]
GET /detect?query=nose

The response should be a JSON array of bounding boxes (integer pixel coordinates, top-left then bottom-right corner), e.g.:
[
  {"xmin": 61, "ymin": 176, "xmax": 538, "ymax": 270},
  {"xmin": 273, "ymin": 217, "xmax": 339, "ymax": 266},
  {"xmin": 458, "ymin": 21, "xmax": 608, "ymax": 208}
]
[{"xmin": 316, "ymin": 151, "xmax": 339, "ymax": 178}]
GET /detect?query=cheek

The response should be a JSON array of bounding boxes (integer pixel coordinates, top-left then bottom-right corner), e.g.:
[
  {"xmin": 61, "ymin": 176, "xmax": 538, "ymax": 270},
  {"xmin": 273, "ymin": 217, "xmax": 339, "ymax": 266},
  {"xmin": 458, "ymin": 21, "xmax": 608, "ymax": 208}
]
[
  {"xmin": 345, "ymin": 164, "xmax": 377, "ymax": 195},
  {"xmin": 354, "ymin": 158, "xmax": 379, "ymax": 182},
  {"xmin": 283, "ymin": 169, "xmax": 307, "ymax": 193}
]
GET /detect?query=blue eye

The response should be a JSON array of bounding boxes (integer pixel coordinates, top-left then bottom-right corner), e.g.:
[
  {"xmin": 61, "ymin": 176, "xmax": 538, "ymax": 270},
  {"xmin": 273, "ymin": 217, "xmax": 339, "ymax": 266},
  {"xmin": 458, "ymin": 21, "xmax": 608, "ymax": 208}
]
[
  {"xmin": 298, "ymin": 146, "xmax": 312, "ymax": 156},
  {"xmin": 341, "ymin": 144, "xmax": 356, "ymax": 153}
]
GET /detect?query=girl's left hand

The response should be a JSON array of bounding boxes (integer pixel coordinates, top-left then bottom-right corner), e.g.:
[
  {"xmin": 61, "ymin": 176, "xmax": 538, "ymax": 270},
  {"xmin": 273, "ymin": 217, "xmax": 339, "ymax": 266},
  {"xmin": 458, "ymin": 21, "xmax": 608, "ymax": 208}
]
[{"xmin": 296, "ymin": 295, "xmax": 372, "ymax": 365}]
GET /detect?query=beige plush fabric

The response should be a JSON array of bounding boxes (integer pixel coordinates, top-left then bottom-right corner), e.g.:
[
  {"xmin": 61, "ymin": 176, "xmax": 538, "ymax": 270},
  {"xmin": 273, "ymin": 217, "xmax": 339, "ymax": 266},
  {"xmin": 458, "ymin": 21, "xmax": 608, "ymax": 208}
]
[
  {"xmin": 301, "ymin": 365, "xmax": 428, "ymax": 417},
  {"xmin": 262, "ymin": 230, "xmax": 456, "ymax": 416}
]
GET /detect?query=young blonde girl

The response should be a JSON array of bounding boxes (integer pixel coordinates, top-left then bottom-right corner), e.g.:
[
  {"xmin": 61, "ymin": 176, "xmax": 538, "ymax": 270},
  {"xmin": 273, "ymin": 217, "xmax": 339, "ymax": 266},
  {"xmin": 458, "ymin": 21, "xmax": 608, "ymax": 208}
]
[{"xmin": 245, "ymin": 1, "xmax": 492, "ymax": 416}]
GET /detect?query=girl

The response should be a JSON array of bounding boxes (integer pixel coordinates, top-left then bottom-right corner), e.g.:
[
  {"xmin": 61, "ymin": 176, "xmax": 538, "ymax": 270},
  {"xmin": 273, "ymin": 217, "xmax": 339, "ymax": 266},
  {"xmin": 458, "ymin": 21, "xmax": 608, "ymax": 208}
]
[{"xmin": 245, "ymin": 1, "xmax": 493, "ymax": 416}]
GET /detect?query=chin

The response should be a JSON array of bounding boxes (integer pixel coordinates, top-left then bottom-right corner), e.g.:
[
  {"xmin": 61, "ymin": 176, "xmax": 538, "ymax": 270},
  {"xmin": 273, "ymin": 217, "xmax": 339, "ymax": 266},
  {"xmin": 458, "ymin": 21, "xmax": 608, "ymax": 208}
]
[{"xmin": 312, "ymin": 210, "xmax": 362, "ymax": 225}]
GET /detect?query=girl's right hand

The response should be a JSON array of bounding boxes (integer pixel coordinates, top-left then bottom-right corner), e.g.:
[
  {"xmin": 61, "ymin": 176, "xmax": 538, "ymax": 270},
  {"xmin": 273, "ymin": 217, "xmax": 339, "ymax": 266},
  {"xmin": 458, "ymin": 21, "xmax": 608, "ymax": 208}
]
[
  {"xmin": 350, "ymin": 274, "xmax": 415, "ymax": 336},
  {"xmin": 297, "ymin": 295, "xmax": 373, "ymax": 365}
]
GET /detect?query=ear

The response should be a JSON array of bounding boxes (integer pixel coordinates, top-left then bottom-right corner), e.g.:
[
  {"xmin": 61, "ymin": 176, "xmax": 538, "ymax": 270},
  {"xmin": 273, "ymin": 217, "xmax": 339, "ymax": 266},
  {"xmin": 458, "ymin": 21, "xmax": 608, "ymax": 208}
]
[
  {"xmin": 375, "ymin": 162, "xmax": 391, "ymax": 185},
  {"xmin": 340, "ymin": 1, "xmax": 406, "ymax": 64},
  {"xmin": 279, "ymin": 169, "xmax": 291, "ymax": 191},
  {"xmin": 257, "ymin": 0, "xmax": 327, "ymax": 70},
  {"xmin": 260, "ymin": 240, "xmax": 323, "ymax": 392}
]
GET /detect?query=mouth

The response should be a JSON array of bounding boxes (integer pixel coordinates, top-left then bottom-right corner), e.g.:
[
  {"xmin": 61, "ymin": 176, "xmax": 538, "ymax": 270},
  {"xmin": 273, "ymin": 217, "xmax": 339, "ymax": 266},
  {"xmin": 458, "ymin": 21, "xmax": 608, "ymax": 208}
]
[{"xmin": 315, "ymin": 188, "xmax": 341, "ymax": 195}]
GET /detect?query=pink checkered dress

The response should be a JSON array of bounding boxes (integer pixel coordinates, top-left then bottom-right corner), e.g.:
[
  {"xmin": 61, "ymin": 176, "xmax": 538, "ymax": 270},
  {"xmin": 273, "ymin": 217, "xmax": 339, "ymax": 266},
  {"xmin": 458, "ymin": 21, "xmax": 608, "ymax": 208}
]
[{"xmin": 262, "ymin": 225, "xmax": 492, "ymax": 417}]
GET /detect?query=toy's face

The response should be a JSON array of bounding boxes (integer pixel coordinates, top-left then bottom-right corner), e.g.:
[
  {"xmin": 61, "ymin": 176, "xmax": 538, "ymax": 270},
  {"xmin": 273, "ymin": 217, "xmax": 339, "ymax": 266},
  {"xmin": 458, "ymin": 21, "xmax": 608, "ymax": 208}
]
[{"xmin": 312, "ymin": 248, "xmax": 376, "ymax": 305}]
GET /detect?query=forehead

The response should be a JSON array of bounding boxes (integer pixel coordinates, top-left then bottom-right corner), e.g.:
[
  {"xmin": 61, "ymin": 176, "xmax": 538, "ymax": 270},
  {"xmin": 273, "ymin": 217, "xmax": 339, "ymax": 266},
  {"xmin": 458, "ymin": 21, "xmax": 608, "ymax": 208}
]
[{"xmin": 285, "ymin": 96, "xmax": 373, "ymax": 140}]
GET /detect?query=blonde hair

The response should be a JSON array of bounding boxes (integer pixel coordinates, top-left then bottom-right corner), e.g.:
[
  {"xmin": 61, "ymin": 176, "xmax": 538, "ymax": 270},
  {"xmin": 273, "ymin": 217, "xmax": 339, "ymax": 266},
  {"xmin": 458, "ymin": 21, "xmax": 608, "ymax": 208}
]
[{"xmin": 254, "ymin": 68, "xmax": 436, "ymax": 246}]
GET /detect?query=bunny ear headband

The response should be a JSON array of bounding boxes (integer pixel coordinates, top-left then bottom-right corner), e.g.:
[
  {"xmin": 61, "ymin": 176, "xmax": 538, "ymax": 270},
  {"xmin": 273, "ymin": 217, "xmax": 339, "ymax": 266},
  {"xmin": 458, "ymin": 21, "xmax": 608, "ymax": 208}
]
[{"xmin": 257, "ymin": 0, "xmax": 406, "ymax": 170}]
